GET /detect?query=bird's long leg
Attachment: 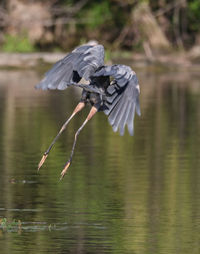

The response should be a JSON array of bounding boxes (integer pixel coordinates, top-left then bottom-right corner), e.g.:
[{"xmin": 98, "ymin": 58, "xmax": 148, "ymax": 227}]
[
  {"xmin": 60, "ymin": 106, "xmax": 98, "ymax": 180},
  {"xmin": 38, "ymin": 102, "xmax": 85, "ymax": 171}
]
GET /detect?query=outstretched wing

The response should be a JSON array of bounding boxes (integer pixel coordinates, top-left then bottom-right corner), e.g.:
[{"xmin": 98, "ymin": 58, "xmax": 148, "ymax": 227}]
[
  {"xmin": 93, "ymin": 64, "xmax": 141, "ymax": 136},
  {"xmin": 36, "ymin": 44, "xmax": 104, "ymax": 90}
]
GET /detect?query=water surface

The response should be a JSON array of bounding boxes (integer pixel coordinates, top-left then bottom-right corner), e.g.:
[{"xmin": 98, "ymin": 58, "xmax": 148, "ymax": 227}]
[{"xmin": 0, "ymin": 66, "xmax": 199, "ymax": 253}]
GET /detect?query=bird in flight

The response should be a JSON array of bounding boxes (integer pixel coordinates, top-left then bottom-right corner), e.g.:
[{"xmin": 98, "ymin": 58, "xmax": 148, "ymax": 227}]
[{"xmin": 36, "ymin": 43, "xmax": 141, "ymax": 179}]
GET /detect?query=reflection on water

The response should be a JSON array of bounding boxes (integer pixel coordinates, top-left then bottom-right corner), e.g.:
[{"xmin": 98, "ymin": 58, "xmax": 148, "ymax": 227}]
[{"xmin": 0, "ymin": 66, "xmax": 199, "ymax": 254}]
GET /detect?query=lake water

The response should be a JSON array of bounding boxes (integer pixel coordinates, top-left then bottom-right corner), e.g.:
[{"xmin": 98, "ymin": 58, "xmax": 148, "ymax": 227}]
[{"xmin": 0, "ymin": 65, "xmax": 199, "ymax": 253}]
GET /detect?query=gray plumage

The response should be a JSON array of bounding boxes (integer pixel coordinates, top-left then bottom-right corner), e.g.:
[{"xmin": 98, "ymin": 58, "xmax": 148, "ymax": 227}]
[
  {"xmin": 36, "ymin": 44, "xmax": 104, "ymax": 90},
  {"xmin": 36, "ymin": 44, "xmax": 141, "ymax": 136}
]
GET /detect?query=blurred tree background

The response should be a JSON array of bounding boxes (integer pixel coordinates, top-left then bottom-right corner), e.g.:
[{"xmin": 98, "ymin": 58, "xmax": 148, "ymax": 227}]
[{"xmin": 0, "ymin": 0, "xmax": 200, "ymax": 55}]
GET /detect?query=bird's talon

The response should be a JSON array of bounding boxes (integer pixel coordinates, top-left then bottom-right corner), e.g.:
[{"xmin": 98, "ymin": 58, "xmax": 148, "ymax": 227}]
[
  {"xmin": 38, "ymin": 154, "xmax": 48, "ymax": 171},
  {"xmin": 60, "ymin": 162, "xmax": 71, "ymax": 180}
]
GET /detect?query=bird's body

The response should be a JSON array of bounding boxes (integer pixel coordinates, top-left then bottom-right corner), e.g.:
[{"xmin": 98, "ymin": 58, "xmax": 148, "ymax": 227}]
[
  {"xmin": 79, "ymin": 75, "xmax": 109, "ymax": 108},
  {"xmin": 36, "ymin": 43, "xmax": 141, "ymax": 178}
]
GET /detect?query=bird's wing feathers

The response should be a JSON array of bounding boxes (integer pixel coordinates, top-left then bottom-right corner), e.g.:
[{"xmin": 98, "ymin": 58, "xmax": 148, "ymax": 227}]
[
  {"xmin": 36, "ymin": 44, "xmax": 104, "ymax": 90},
  {"xmin": 94, "ymin": 65, "xmax": 141, "ymax": 136}
]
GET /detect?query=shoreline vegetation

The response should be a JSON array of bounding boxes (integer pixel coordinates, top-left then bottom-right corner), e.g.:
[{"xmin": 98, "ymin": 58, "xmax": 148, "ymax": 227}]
[
  {"xmin": 0, "ymin": 50, "xmax": 199, "ymax": 70},
  {"xmin": 0, "ymin": 1, "xmax": 200, "ymax": 69}
]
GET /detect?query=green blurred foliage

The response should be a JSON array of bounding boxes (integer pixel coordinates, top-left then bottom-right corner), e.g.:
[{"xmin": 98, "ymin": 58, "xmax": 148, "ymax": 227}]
[
  {"xmin": 81, "ymin": 1, "xmax": 112, "ymax": 29},
  {"xmin": 65, "ymin": 0, "xmax": 200, "ymax": 48},
  {"xmin": 0, "ymin": 0, "xmax": 200, "ymax": 51},
  {"xmin": 188, "ymin": 0, "xmax": 200, "ymax": 32},
  {"xmin": 2, "ymin": 34, "xmax": 36, "ymax": 53}
]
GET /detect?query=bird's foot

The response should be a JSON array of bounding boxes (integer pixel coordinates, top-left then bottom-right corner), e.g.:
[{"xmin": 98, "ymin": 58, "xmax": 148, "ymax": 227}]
[
  {"xmin": 60, "ymin": 161, "xmax": 71, "ymax": 180},
  {"xmin": 38, "ymin": 153, "xmax": 48, "ymax": 171}
]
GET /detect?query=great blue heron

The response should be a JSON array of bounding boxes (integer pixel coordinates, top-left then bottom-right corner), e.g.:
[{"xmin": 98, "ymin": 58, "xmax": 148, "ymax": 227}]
[{"xmin": 36, "ymin": 43, "xmax": 141, "ymax": 179}]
